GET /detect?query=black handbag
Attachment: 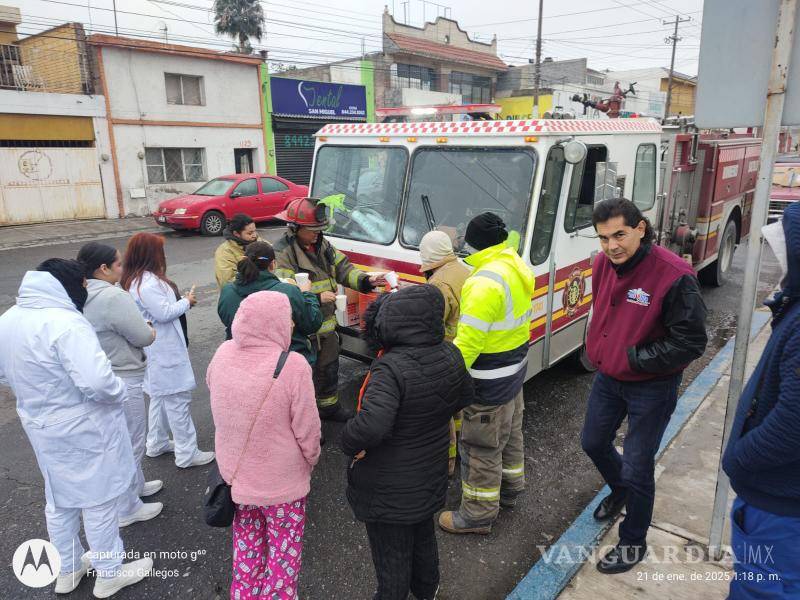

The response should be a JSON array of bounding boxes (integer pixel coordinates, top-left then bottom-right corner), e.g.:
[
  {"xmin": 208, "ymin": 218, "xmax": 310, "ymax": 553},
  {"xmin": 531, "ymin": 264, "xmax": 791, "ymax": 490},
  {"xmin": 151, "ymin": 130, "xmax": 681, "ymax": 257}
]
[{"xmin": 203, "ymin": 351, "xmax": 289, "ymax": 527}]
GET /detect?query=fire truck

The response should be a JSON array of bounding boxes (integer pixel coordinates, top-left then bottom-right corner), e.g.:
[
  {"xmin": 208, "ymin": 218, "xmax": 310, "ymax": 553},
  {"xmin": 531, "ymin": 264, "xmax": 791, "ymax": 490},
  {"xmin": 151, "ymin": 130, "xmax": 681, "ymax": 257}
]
[{"xmin": 308, "ymin": 117, "xmax": 758, "ymax": 375}]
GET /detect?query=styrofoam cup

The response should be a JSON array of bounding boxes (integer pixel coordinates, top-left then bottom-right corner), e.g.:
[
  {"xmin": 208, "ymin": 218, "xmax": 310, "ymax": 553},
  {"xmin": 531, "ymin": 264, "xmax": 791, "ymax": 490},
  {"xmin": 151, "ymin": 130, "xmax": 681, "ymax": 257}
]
[
  {"xmin": 336, "ymin": 294, "xmax": 347, "ymax": 312},
  {"xmin": 294, "ymin": 272, "xmax": 309, "ymax": 286},
  {"xmin": 384, "ymin": 271, "xmax": 398, "ymax": 289}
]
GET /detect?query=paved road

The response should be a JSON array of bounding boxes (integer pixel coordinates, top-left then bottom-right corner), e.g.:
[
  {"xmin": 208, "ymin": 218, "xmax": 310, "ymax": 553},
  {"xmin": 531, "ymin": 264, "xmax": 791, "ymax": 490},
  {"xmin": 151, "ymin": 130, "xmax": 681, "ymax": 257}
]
[{"xmin": 0, "ymin": 227, "xmax": 782, "ymax": 600}]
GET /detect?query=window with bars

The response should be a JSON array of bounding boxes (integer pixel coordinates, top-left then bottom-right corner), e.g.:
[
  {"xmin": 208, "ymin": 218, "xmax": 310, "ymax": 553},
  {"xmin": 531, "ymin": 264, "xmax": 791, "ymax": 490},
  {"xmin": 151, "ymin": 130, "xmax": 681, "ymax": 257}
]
[
  {"xmin": 449, "ymin": 72, "xmax": 492, "ymax": 104},
  {"xmin": 145, "ymin": 148, "xmax": 205, "ymax": 183},
  {"xmin": 165, "ymin": 73, "xmax": 204, "ymax": 105},
  {"xmin": 391, "ymin": 63, "xmax": 437, "ymax": 91}
]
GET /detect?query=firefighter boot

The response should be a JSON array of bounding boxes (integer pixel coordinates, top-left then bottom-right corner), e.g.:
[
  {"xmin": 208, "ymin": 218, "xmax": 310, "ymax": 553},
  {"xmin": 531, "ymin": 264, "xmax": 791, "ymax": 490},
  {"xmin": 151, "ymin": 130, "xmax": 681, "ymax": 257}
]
[{"xmin": 437, "ymin": 511, "xmax": 491, "ymax": 535}]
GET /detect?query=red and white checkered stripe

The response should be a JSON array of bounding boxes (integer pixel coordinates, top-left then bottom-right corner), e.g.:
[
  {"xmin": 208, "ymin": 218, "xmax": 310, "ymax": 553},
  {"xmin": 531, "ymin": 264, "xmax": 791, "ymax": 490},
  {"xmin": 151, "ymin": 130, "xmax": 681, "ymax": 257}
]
[
  {"xmin": 316, "ymin": 118, "xmax": 662, "ymax": 137},
  {"xmin": 718, "ymin": 147, "xmax": 746, "ymax": 163}
]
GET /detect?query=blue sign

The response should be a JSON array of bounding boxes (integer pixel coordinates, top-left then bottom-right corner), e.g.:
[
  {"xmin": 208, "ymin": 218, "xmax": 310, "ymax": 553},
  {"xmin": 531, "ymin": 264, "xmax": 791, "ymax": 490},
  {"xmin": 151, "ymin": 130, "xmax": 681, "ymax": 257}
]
[{"xmin": 271, "ymin": 77, "xmax": 367, "ymax": 119}]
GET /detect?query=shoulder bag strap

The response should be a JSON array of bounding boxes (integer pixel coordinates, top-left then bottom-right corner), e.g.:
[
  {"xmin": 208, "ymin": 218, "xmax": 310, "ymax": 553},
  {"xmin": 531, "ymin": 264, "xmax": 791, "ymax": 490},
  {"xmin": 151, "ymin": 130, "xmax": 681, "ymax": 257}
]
[{"xmin": 229, "ymin": 351, "xmax": 290, "ymax": 484}]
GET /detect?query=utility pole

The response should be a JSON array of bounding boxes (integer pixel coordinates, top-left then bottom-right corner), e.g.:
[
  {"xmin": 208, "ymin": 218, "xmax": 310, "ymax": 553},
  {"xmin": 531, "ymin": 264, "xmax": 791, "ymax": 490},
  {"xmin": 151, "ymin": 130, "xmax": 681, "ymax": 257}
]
[
  {"xmin": 708, "ymin": 0, "xmax": 797, "ymax": 560},
  {"xmin": 112, "ymin": 0, "xmax": 119, "ymax": 35},
  {"xmin": 533, "ymin": 0, "xmax": 543, "ymax": 117},
  {"xmin": 663, "ymin": 14, "xmax": 691, "ymax": 120}
]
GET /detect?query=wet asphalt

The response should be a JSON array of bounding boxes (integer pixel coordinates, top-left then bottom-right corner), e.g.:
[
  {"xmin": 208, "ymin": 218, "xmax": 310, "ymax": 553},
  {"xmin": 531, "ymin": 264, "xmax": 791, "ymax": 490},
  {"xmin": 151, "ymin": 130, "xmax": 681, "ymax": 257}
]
[{"xmin": 0, "ymin": 225, "xmax": 782, "ymax": 600}]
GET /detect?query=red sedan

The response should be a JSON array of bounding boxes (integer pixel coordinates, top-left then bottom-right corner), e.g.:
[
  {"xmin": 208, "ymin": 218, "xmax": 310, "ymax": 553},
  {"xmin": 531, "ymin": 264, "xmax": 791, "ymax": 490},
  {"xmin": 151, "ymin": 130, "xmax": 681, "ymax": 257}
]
[{"xmin": 153, "ymin": 174, "xmax": 308, "ymax": 235}]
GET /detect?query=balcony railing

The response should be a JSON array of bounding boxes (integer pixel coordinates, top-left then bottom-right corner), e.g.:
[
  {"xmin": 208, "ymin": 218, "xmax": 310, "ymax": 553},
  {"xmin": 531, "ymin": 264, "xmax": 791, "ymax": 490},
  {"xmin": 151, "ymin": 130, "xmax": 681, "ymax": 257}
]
[{"xmin": 0, "ymin": 42, "xmax": 93, "ymax": 94}]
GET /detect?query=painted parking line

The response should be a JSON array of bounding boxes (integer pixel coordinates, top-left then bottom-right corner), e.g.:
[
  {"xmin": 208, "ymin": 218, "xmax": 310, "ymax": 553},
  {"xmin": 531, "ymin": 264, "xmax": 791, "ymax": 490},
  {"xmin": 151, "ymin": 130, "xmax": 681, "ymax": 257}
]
[{"xmin": 507, "ymin": 310, "xmax": 772, "ymax": 600}]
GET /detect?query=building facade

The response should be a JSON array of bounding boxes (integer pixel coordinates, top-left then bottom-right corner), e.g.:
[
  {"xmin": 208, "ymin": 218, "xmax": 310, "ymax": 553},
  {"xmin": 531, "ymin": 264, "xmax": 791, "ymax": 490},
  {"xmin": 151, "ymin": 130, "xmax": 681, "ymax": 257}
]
[
  {"xmin": 291, "ymin": 8, "xmax": 507, "ymax": 113},
  {"xmin": 497, "ymin": 58, "xmax": 669, "ymax": 119},
  {"xmin": 90, "ymin": 34, "xmax": 266, "ymax": 216},
  {"xmin": 0, "ymin": 12, "xmax": 117, "ymax": 226},
  {"xmin": 605, "ymin": 67, "xmax": 696, "ymax": 117},
  {"xmin": 262, "ymin": 71, "xmax": 369, "ymax": 185}
]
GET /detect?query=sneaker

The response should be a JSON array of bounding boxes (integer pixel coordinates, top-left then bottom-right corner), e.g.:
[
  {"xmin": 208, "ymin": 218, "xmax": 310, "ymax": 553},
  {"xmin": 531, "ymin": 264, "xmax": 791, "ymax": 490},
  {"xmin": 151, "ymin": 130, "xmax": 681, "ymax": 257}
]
[
  {"xmin": 119, "ymin": 502, "xmax": 163, "ymax": 527},
  {"xmin": 141, "ymin": 480, "xmax": 163, "ymax": 497},
  {"xmin": 55, "ymin": 552, "xmax": 91, "ymax": 594},
  {"xmin": 92, "ymin": 557, "xmax": 153, "ymax": 598},
  {"xmin": 145, "ymin": 440, "xmax": 174, "ymax": 458},
  {"xmin": 179, "ymin": 450, "xmax": 215, "ymax": 468},
  {"xmin": 437, "ymin": 510, "xmax": 491, "ymax": 535}
]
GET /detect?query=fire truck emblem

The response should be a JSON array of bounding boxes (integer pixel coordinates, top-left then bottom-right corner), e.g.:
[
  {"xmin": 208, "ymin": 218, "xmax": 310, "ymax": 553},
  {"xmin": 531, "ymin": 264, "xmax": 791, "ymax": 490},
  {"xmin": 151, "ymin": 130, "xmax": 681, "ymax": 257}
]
[{"xmin": 562, "ymin": 268, "xmax": 586, "ymax": 317}]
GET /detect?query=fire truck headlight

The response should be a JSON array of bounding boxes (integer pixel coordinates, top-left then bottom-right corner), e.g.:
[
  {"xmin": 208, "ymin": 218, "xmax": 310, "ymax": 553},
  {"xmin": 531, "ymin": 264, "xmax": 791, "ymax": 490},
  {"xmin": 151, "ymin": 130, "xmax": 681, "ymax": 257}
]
[{"xmin": 564, "ymin": 140, "xmax": 588, "ymax": 164}]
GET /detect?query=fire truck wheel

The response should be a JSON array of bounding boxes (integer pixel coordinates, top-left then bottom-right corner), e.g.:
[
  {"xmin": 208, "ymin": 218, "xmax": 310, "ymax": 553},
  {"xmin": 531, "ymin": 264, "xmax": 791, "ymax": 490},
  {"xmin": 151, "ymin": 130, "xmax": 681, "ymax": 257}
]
[{"xmin": 700, "ymin": 218, "xmax": 738, "ymax": 287}]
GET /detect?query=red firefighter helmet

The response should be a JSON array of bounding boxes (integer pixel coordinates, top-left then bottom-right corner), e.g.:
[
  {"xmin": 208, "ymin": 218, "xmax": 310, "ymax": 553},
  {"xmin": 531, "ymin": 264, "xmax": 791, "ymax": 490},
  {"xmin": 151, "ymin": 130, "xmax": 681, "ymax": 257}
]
[{"xmin": 274, "ymin": 197, "xmax": 329, "ymax": 230}]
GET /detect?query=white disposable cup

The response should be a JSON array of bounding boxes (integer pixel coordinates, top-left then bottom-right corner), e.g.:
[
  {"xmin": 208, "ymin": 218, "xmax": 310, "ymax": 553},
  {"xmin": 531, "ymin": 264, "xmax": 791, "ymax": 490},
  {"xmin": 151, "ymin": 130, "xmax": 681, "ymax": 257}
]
[
  {"xmin": 384, "ymin": 271, "xmax": 399, "ymax": 289},
  {"xmin": 335, "ymin": 294, "xmax": 347, "ymax": 312},
  {"xmin": 294, "ymin": 272, "xmax": 310, "ymax": 286}
]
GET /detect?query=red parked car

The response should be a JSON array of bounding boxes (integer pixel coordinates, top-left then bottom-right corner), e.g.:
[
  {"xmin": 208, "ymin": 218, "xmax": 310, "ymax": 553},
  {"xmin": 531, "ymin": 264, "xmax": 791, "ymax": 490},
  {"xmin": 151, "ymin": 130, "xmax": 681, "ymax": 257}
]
[{"xmin": 153, "ymin": 174, "xmax": 308, "ymax": 235}]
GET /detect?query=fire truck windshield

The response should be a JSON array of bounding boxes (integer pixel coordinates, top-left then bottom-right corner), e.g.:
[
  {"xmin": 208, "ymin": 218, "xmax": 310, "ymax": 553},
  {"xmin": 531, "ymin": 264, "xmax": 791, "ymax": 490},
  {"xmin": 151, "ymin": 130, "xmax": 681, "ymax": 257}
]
[
  {"xmin": 401, "ymin": 147, "xmax": 537, "ymax": 252},
  {"xmin": 311, "ymin": 145, "xmax": 408, "ymax": 244}
]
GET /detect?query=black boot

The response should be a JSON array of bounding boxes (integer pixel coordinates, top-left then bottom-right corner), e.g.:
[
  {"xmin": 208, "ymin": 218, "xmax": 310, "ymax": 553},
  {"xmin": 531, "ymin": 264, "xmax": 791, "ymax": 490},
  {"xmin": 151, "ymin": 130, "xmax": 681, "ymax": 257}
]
[
  {"xmin": 593, "ymin": 489, "xmax": 628, "ymax": 521},
  {"xmin": 596, "ymin": 543, "xmax": 647, "ymax": 574},
  {"xmin": 320, "ymin": 403, "xmax": 353, "ymax": 422}
]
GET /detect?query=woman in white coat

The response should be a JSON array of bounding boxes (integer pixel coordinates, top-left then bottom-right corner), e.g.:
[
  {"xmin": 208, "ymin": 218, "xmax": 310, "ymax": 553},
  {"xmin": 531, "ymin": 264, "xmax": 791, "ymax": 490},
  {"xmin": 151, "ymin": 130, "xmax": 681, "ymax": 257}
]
[
  {"xmin": 0, "ymin": 259, "xmax": 152, "ymax": 597},
  {"xmin": 79, "ymin": 242, "xmax": 164, "ymax": 526},
  {"xmin": 121, "ymin": 233, "xmax": 214, "ymax": 469}
]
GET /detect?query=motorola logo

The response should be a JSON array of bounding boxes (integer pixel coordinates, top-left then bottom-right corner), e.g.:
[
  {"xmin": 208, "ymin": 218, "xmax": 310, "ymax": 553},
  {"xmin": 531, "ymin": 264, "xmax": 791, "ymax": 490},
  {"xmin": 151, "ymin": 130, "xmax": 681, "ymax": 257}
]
[{"xmin": 12, "ymin": 539, "xmax": 61, "ymax": 588}]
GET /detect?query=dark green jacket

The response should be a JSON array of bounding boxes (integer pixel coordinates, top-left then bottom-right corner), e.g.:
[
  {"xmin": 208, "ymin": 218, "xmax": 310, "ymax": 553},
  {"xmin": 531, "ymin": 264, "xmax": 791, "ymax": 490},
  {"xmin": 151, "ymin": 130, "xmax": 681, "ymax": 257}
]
[{"xmin": 217, "ymin": 270, "xmax": 323, "ymax": 363}]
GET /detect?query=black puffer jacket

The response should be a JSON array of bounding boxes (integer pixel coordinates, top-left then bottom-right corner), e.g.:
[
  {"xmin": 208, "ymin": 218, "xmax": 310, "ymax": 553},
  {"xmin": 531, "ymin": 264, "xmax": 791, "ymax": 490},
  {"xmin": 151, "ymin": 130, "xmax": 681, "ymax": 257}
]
[{"xmin": 340, "ymin": 284, "xmax": 474, "ymax": 524}]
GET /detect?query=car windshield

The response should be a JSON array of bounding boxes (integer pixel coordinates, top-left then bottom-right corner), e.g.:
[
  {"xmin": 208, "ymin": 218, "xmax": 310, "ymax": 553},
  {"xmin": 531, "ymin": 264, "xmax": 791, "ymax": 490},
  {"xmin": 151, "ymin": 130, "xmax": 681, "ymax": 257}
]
[
  {"xmin": 310, "ymin": 146, "xmax": 408, "ymax": 244},
  {"xmin": 401, "ymin": 147, "xmax": 537, "ymax": 251},
  {"xmin": 193, "ymin": 178, "xmax": 235, "ymax": 196}
]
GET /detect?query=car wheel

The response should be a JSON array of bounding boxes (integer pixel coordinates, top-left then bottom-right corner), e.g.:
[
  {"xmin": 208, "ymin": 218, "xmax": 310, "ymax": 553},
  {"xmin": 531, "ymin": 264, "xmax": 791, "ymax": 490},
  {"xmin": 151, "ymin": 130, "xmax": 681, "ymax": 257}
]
[
  {"xmin": 571, "ymin": 343, "xmax": 597, "ymax": 373},
  {"xmin": 700, "ymin": 218, "xmax": 737, "ymax": 287},
  {"xmin": 200, "ymin": 211, "xmax": 225, "ymax": 236}
]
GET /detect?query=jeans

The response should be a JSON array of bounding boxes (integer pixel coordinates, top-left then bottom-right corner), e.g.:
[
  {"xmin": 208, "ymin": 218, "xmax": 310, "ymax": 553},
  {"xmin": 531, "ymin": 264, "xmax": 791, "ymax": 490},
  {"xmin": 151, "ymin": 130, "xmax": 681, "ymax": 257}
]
[
  {"xmin": 730, "ymin": 497, "xmax": 800, "ymax": 599},
  {"xmin": 580, "ymin": 372, "xmax": 680, "ymax": 546},
  {"xmin": 364, "ymin": 518, "xmax": 440, "ymax": 600}
]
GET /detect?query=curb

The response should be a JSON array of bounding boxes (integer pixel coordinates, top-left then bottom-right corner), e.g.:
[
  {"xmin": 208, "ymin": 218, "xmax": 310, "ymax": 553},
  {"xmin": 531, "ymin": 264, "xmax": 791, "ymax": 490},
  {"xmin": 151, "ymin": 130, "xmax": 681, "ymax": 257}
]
[
  {"xmin": 506, "ymin": 310, "xmax": 772, "ymax": 600},
  {"xmin": 0, "ymin": 224, "xmax": 163, "ymax": 252}
]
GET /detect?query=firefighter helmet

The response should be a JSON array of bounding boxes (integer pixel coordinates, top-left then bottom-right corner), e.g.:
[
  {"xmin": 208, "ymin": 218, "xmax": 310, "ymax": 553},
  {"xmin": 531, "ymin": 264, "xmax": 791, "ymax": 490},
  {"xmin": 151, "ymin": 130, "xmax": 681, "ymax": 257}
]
[{"xmin": 274, "ymin": 197, "xmax": 329, "ymax": 230}]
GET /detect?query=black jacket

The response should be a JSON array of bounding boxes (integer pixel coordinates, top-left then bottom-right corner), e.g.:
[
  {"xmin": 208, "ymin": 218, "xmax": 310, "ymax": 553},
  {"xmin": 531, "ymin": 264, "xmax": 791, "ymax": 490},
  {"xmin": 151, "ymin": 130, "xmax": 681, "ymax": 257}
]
[{"xmin": 340, "ymin": 284, "xmax": 474, "ymax": 524}]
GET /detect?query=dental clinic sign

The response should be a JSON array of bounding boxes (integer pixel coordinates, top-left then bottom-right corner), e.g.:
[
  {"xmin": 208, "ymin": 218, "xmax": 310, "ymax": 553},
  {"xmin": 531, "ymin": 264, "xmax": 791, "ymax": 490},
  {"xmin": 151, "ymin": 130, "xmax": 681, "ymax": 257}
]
[{"xmin": 270, "ymin": 77, "xmax": 367, "ymax": 119}]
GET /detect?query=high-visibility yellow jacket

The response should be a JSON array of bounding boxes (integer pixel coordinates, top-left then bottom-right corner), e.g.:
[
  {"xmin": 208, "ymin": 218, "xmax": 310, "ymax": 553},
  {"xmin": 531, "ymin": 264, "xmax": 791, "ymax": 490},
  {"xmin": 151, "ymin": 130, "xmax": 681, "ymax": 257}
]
[{"xmin": 454, "ymin": 242, "xmax": 535, "ymax": 405}]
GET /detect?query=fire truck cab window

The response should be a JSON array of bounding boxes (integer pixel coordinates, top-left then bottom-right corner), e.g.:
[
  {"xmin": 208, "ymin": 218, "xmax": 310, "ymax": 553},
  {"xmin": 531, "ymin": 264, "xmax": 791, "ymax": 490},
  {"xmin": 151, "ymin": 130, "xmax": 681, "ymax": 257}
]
[
  {"xmin": 531, "ymin": 146, "xmax": 567, "ymax": 266},
  {"xmin": 401, "ymin": 147, "xmax": 536, "ymax": 251},
  {"xmin": 565, "ymin": 145, "xmax": 608, "ymax": 232},
  {"xmin": 633, "ymin": 143, "xmax": 657, "ymax": 211},
  {"xmin": 310, "ymin": 146, "xmax": 408, "ymax": 245}
]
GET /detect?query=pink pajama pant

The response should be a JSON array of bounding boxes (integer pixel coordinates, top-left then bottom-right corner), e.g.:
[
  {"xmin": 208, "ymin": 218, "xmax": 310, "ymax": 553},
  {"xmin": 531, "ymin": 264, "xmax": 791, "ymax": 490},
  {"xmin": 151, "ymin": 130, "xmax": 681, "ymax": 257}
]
[{"xmin": 231, "ymin": 498, "xmax": 306, "ymax": 599}]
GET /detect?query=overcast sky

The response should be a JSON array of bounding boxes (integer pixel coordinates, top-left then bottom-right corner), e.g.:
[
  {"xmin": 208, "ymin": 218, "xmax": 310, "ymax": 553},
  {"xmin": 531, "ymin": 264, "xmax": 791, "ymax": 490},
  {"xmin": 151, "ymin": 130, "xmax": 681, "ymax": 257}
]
[{"xmin": 15, "ymin": 0, "xmax": 703, "ymax": 75}]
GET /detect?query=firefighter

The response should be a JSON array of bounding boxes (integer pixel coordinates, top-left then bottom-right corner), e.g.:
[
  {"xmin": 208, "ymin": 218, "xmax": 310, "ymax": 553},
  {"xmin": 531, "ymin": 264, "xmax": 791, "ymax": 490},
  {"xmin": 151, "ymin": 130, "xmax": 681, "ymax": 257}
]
[
  {"xmin": 419, "ymin": 230, "xmax": 470, "ymax": 477},
  {"xmin": 438, "ymin": 213, "xmax": 535, "ymax": 535},
  {"xmin": 273, "ymin": 197, "xmax": 379, "ymax": 421}
]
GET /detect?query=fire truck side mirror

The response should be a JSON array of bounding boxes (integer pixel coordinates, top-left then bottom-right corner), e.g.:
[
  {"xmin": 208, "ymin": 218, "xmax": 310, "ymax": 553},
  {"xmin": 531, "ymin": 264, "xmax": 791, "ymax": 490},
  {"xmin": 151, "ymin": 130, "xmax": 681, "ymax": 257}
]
[{"xmin": 563, "ymin": 140, "xmax": 588, "ymax": 164}]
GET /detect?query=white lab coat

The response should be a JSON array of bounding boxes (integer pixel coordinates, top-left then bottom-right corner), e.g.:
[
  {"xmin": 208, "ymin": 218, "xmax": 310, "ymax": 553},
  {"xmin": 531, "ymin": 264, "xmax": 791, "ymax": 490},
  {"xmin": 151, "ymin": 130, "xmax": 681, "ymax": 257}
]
[
  {"xmin": 0, "ymin": 271, "xmax": 134, "ymax": 508},
  {"xmin": 128, "ymin": 271, "xmax": 196, "ymax": 396}
]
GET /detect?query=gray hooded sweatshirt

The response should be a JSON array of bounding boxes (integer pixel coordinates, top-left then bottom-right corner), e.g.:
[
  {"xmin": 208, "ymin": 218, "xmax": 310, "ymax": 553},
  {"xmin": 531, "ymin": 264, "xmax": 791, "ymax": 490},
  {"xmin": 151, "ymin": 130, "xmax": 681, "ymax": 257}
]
[{"xmin": 83, "ymin": 279, "xmax": 154, "ymax": 376}]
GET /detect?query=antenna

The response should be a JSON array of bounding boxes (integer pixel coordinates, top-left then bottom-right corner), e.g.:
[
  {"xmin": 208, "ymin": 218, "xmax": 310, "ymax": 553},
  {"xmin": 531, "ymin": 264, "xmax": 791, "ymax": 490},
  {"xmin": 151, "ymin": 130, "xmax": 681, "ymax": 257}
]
[{"xmin": 157, "ymin": 21, "xmax": 168, "ymax": 44}]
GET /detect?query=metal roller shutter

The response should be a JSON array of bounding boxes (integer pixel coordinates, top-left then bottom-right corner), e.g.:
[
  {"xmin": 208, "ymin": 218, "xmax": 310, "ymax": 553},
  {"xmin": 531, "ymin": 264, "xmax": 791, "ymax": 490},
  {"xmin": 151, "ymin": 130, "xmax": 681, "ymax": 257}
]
[{"xmin": 272, "ymin": 118, "xmax": 365, "ymax": 186}]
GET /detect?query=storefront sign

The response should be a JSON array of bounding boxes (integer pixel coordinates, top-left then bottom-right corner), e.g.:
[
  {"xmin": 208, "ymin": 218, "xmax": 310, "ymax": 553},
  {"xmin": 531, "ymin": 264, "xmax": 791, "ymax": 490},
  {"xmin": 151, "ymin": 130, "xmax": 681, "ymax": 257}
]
[{"xmin": 271, "ymin": 77, "xmax": 367, "ymax": 119}]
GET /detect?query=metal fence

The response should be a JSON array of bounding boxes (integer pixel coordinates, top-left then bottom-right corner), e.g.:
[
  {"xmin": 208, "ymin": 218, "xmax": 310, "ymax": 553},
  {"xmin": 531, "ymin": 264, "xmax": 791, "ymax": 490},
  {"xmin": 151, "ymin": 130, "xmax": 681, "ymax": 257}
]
[{"xmin": 0, "ymin": 36, "xmax": 93, "ymax": 94}]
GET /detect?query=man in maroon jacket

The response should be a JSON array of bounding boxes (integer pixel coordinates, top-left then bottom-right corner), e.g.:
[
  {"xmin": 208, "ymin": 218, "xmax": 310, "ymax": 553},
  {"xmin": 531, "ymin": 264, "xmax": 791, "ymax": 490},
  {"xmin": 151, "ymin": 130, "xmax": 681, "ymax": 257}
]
[{"xmin": 582, "ymin": 198, "xmax": 708, "ymax": 574}]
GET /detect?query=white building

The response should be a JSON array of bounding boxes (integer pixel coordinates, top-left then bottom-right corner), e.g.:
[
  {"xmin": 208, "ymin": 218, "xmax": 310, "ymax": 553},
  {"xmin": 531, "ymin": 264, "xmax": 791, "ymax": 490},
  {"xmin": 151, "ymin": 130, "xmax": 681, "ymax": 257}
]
[{"xmin": 90, "ymin": 35, "xmax": 266, "ymax": 216}]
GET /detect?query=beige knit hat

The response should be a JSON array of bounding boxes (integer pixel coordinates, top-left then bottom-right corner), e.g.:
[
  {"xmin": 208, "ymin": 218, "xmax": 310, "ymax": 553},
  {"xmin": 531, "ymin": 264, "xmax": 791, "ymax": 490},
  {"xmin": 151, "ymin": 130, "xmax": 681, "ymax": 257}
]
[{"xmin": 419, "ymin": 230, "xmax": 456, "ymax": 273}]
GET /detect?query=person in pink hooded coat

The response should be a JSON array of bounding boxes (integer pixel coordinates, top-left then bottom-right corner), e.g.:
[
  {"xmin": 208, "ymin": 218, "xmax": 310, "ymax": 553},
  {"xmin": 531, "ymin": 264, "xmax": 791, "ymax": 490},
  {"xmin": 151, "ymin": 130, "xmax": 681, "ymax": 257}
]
[{"xmin": 207, "ymin": 290, "xmax": 321, "ymax": 600}]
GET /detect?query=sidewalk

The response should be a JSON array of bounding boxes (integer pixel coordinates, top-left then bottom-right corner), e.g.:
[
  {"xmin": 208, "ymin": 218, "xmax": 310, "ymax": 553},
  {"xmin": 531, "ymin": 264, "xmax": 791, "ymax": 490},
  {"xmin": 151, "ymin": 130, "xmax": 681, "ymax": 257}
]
[
  {"xmin": 508, "ymin": 309, "xmax": 772, "ymax": 600},
  {"xmin": 0, "ymin": 217, "xmax": 161, "ymax": 251}
]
